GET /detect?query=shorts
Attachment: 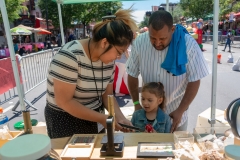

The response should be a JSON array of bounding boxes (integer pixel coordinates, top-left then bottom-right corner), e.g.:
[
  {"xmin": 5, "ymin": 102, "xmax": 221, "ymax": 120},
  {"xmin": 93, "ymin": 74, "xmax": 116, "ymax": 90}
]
[{"xmin": 45, "ymin": 104, "xmax": 105, "ymax": 139}]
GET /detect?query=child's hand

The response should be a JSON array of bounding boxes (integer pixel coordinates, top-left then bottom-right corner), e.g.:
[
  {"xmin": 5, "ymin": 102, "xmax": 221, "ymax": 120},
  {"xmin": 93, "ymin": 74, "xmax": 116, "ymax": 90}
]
[
  {"xmin": 145, "ymin": 124, "xmax": 153, "ymax": 133},
  {"xmin": 144, "ymin": 129, "xmax": 156, "ymax": 133}
]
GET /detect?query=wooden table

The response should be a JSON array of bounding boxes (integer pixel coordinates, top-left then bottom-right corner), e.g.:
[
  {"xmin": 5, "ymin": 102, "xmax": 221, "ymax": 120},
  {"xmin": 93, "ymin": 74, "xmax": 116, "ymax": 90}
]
[{"xmin": 51, "ymin": 133, "xmax": 202, "ymax": 160}]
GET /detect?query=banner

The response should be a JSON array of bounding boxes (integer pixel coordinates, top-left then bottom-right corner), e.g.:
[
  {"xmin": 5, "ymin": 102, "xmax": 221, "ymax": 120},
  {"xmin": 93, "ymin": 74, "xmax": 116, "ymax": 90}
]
[{"xmin": 0, "ymin": 56, "xmax": 22, "ymax": 95}]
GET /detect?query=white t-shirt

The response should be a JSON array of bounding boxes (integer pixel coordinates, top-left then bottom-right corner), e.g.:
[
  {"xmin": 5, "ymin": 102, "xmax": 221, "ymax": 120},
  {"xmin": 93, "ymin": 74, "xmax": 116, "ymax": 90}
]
[
  {"xmin": 47, "ymin": 40, "xmax": 115, "ymax": 111},
  {"xmin": 126, "ymin": 32, "xmax": 210, "ymax": 126}
]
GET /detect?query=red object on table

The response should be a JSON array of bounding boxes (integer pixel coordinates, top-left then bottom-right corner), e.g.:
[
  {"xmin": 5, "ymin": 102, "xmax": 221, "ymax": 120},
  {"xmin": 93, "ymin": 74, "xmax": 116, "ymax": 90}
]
[{"xmin": 145, "ymin": 124, "xmax": 153, "ymax": 133}]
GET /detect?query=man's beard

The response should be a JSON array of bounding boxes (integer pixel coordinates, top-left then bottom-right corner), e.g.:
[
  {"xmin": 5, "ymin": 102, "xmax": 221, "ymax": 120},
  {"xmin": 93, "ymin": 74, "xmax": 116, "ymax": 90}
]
[{"xmin": 153, "ymin": 44, "xmax": 166, "ymax": 51}]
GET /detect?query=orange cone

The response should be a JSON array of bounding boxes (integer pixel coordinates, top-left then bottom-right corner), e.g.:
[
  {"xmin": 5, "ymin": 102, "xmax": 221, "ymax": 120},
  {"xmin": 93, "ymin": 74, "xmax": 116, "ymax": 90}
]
[{"xmin": 217, "ymin": 54, "xmax": 221, "ymax": 63}]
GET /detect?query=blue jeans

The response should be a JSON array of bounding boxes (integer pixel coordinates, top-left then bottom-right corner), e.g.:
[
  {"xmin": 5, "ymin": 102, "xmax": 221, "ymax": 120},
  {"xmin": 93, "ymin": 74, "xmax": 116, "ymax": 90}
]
[{"xmin": 224, "ymin": 40, "xmax": 231, "ymax": 51}]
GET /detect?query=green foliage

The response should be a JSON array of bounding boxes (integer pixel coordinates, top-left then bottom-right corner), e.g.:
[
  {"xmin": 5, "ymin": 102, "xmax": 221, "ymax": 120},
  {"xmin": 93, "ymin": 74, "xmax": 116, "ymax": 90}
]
[
  {"xmin": 0, "ymin": 0, "xmax": 27, "ymax": 23},
  {"xmin": 37, "ymin": 1, "xmax": 122, "ymax": 30},
  {"xmin": 172, "ymin": 5, "xmax": 184, "ymax": 23},
  {"xmin": 38, "ymin": 0, "xmax": 74, "ymax": 30},
  {"xmin": 219, "ymin": 0, "xmax": 240, "ymax": 20},
  {"xmin": 179, "ymin": 0, "xmax": 213, "ymax": 19},
  {"xmin": 73, "ymin": 2, "xmax": 122, "ymax": 25},
  {"xmin": 139, "ymin": 16, "xmax": 149, "ymax": 28}
]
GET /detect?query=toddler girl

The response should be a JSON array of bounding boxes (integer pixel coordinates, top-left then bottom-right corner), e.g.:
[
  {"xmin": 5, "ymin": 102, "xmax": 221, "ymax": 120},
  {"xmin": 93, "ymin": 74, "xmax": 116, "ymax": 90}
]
[{"xmin": 131, "ymin": 82, "xmax": 171, "ymax": 133}]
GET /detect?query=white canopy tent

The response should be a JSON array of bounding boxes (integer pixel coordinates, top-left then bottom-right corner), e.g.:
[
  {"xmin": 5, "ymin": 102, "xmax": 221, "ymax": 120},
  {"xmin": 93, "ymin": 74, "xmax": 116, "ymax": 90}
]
[
  {"xmin": 54, "ymin": 0, "xmax": 220, "ymax": 128},
  {"xmin": 0, "ymin": 0, "xmax": 219, "ymax": 128},
  {"xmin": 0, "ymin": 1, "xmax": 25, "ymax": 111}
]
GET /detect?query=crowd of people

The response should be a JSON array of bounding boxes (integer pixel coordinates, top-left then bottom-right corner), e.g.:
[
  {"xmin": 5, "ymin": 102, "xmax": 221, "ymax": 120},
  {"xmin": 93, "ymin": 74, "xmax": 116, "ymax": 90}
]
[{"xmin": 44, "ymin": 8, "xmax": 210, "ymax": 138}]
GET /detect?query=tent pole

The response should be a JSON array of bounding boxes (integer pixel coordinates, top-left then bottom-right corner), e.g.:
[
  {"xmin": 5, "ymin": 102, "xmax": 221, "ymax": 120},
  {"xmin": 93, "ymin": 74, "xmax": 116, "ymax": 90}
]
[
  {"xmin": 166, "ymin": 0, "xmax": 169, "ymax": 12},
  {"xmin": 57, "ymin": 1, "xmax": 65, "ymax": 45},
  {"xmin": 0, "ymin": 0, "xmax": 26, "ymax": 111},
  {"xmin": 209, "ymin": 0, "xmax": 219, "ymax": 129}
]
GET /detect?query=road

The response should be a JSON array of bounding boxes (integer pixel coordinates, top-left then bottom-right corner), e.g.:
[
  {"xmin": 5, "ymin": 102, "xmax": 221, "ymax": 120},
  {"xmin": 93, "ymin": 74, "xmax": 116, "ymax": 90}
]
[{"xmin": 1, "ymin": 43, "xmax": 240, "ymax": 132}]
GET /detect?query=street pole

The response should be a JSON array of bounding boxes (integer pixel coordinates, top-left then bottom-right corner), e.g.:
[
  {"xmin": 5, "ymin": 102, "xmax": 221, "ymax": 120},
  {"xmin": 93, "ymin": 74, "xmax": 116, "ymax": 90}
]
[
  {"xmin": 209, "ymin": 0, "xmax": 219, "ymax": 130},
  {"xmin": 57, "ymin": 0, "xmax": 65, "ymax": 45},
  {"xmin": 0, "ymin": 0, "xmax": 33, "ymax": 134},
  {"xmin": 166, "ymin": 0, "xmax": 169, "ymax": 11},
  {"xmin": 45, "ymin": 0, "xmax": 49, "ymax": 31}
]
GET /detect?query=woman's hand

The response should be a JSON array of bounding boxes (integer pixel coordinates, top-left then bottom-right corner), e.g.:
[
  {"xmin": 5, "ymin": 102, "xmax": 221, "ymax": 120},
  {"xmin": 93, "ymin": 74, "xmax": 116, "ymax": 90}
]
[
  {"xmin": 99, "ymin": 115, "xmax": 127, "ymax": 132},
  {"xmin": 117, "ymin": 119, "xmax": 134, "ymax": 132}
]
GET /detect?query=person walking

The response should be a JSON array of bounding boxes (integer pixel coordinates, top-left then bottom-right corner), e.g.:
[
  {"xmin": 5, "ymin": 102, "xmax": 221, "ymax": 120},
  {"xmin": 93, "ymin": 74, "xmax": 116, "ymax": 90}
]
[
  {"xmin": 126, "ymin": 10, "xmax": 210, "ymax": 132},
  {"xmin": 222, "ymin": 29, "xmax": 232, "ymax": 52}
]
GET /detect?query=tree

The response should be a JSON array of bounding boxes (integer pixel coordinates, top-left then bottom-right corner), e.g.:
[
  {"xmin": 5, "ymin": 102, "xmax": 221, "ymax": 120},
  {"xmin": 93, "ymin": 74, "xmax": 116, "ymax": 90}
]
[
  {"xmin": 37, "ymin": 1, "xmax": 122, "ymax": 37},
  {"xmin": 139, "ymin": 16, "xmax": 149, "ymax": 28},
  {"xmin": 0, "ymin": 0, "xmax": 27, "ymax": 44},
  {"xmin": 72, "ymin": 2, "xmax": 122, "ymax": 37},
  {"xmin": 180, "ymin": 0, "xmax": 213, "ymax": 20},
  {"xmin": 219, "ymin": 0, "xmax": 240, "ymax": 20},
  {"xmin": 172, "ymin": 5, "xmax": 184, "ymax": 24},
  {"xmin": 38, "ymin": 0, "xmax": 75, "ymax": 32}
]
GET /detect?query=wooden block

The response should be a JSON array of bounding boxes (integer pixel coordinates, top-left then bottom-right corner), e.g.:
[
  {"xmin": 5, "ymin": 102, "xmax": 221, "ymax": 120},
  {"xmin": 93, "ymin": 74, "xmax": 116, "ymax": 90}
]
[
  {"xmin": 234, "ymin": 137, "xmax": 240, "ymax": 146},
  {"xmin": 60, "ymin": 134, "xmax": 97, "ymax": 160},
  {"xmin": 0, "ymin": 131, "xmax": 23, "ymax": 147}
]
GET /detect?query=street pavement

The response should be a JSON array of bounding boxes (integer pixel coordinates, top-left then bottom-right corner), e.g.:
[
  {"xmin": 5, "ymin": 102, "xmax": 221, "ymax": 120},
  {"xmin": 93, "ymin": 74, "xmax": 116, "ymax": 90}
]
[{"xmin": 1, "ymin": 43, "xmax": 240, "ymax": 133}]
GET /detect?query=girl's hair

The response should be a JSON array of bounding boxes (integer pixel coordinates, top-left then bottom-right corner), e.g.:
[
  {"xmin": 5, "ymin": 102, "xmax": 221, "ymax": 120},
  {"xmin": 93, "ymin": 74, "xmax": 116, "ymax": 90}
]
[
  {"xmin": 142, "ymin": 82, "xmax": 166, "ymax": 111},
  {"xmin": 92, "ymin": 7, "xmax": 138, "ymax": 51}
]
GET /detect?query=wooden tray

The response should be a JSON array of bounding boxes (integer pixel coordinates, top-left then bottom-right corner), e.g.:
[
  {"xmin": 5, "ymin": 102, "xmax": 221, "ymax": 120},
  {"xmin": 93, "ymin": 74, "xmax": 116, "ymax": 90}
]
[
  {"xmin": 60, "ymin": 134, "xmax": 97, "ymax": 160},
  {"xmin": 0, "ymin": 131, "xmax": 23, "ymax": 148}
]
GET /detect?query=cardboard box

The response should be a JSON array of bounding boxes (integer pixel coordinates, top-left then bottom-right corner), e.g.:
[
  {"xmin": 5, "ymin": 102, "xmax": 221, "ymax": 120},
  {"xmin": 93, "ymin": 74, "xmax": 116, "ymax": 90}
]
[{"xmin": 0, "ymin": 131, "xmax": 23, "ymax": 148}]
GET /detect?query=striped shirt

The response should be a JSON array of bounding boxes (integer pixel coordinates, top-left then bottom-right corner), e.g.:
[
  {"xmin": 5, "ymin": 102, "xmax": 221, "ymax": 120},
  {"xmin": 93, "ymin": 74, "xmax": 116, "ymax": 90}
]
[
  {"xmin": 126, "ymin": 32, "xmax": 210, "ymax": 126},
  {"xmin": 47, "ymin": 40, "xmax": 115, "ymax": 111}
]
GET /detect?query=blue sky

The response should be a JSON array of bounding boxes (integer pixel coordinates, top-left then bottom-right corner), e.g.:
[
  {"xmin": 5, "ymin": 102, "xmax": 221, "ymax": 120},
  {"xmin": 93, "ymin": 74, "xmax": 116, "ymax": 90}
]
[{"xmin": 122, "ymin": 0, "xmax": 179, "ymax": 23}]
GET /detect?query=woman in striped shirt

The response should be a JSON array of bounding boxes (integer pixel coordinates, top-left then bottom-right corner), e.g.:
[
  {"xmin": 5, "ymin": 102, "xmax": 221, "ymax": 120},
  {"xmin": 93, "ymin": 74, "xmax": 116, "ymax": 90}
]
[{"xmin": 45, "ymin": 8, "xmax": 138, "ymax": 138}]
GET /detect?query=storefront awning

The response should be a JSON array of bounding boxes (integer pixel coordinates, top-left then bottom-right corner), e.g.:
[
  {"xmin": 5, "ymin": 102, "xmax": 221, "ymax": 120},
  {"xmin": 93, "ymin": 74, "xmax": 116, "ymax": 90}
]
[{"xmin": 34, "ymin": 18, "xmax": 54, "ymax": 30}]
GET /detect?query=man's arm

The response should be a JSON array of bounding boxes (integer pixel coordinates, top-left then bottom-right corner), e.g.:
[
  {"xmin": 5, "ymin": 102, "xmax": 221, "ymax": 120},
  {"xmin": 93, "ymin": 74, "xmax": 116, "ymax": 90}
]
[
  {"xmin": 169, "ymin": 80, "xmax": 200, "ymax": 132},
  {"xmin": 128, "ymin": 75, "xmax": 141, "ymax": 111}
]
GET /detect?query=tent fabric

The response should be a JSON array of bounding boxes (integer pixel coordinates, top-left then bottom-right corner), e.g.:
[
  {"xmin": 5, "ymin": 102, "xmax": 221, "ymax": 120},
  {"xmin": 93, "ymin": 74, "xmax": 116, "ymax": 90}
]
[
  {"xmin": 36, "ymin": 28, "xmax": 52, "ymax": 35},
  {"xmin": 10, "ymin": 27, "xmax": 32, "ymax": 35},
  {"xmin": 15, "ymin": 25, "xmax": 40, "ymax": 32},
  {"xmin": 52, "ymin": 0, "xmax": 141, "ymax": 4}
]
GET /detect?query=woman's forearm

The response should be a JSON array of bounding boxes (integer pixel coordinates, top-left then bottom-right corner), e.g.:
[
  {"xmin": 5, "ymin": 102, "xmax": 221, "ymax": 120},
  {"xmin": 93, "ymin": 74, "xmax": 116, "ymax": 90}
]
[{"xmin": 58, "ymin": 99, "xmax": 107, "ymax": 126}]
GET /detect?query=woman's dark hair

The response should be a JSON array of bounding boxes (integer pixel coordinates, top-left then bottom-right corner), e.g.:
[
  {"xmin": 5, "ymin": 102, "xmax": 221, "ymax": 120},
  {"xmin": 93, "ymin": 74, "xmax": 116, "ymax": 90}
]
[
  {"xmin": 148, "ymin": 10, "xmax": 173, "ymax": 31},
  {"xmin": 142, "ymin": 82, "xmax": 166, "ymax": 111},
  {"xmin": 92, "ymin": 7, "xmax": 138, "ymax": 49}
]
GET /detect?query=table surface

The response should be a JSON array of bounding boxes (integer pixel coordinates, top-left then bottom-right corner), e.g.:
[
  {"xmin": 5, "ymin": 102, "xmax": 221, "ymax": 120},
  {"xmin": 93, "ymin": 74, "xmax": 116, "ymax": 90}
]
[{"xmin": 51, "ymin": 133, "xmax": 202, "ymax": 160}]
